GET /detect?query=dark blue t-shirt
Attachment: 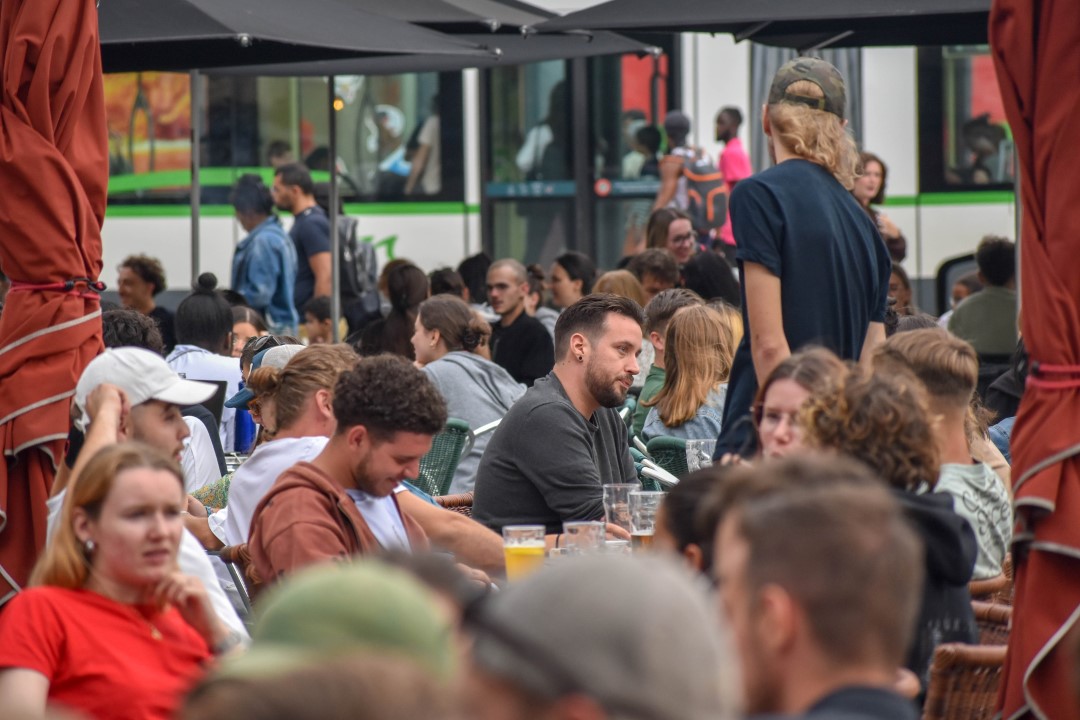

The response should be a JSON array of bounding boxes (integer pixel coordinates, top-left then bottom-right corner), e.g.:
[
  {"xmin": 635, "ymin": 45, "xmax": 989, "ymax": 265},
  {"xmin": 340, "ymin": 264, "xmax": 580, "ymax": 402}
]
[
  {"xmin": 715, "ymin": 159, "xmax": 891, "ymax": 456},
  {"xmin": 290, "ymin": 205, "xmax": 331, "ymax": 311}
]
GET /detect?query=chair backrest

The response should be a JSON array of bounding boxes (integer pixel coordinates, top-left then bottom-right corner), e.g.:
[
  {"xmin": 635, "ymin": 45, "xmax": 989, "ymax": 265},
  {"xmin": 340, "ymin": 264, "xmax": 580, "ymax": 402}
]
[
  {"xmin": 210, "ymin": 543, "xmax": 258, "ymax": 628},
  {"xmin": 435, "ymin": 491, "xmax": 475, "ymax": 518},
  {"xmin": 971, "ymin": 600, "xmax": 1012, "ymax": 645},
  {"xmin": 646, "ymin": 436, "xmax": 689, "ymax": 479},
  {"xmin": 618, "ymin": 396, "xmax": 637, "ymax": 428},
  {"xmin": 969, "ymin": 573, "xmax": 1010, "ymax": 604},
  {"xmin": 414, "ymin": 418, "xmax": 472, "ymax": 497},
  {"xmin": 922, "ymin": 643, "xmax": 1006, "ymax": 720}
]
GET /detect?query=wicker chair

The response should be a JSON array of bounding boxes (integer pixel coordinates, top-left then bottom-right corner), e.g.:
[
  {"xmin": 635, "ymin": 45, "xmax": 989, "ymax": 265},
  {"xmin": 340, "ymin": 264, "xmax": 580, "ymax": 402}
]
[
  {"xmin": 971, "ymin": 600, "xmax": 1011, "ymax": 645},
  {"xmin": 969, "ymin": 573, "xmax": 1010, "ymax": 604},
  {"xmin": 436, "ymin": 491, "xmax": 474, "ymax": 518},
  {"xmin": 645, "ymin": 436, "xmax": 689, "ymax": 479},
  {"xmin": 414, "ymin": 418, "xmax": 472, "ymax": 497},
  {"xmin": 922, "ymin": 643, "xmax": 1006, "ymax": 720}
]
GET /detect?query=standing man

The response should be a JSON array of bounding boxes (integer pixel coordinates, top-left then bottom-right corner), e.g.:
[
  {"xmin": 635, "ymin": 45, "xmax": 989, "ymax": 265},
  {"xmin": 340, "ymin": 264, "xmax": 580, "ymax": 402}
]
[
  {"xmin": 714, "ymin": 106, "xmax": 752, "ymax": 254},
  {"xmin": 473, "ymin": 294, "xmax": 642, "ymax": 534},
  {"xmin": 230, "ymin": 174, "xmax": 299, "ymax": 335},
  {"xmin": 715, "ymin": 58, "xmax": 891, "ymax": 458},
  {"xmin": 487, "ymin": 259, "xmax": 555, "ymax": 386},
  {"xmin": 272, "ymin": 163, "xmax": 332, "ymax": 315},
  {"xmin": 248, "ymin": 355, "xmax": 448, "ymax": 583}
]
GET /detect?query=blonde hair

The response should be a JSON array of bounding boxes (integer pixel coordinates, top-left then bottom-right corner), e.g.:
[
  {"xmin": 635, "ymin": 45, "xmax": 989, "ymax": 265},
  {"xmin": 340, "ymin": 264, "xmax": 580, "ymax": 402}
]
[
  {"xmin": 593, "ymin": 270, "xmax": 647, "ymax": 308},
  {"xmin": 645, "ymin": 306, "xmax": 735, "ymax": 427},
  {"xmin": 872, "ymin": 328, "xmax": 978, "ymax": 408},
  {"xmin": 768, "ymin": 80, "xmax": 860, "ymax": 189},
  {"xmin": 32, "ymin": 442, "xmax": 183, "ymax": 589},
  {"xmin": 247, "ymin": 344, "xmax": 359, "ymax": 430},
  {"xmin": 707, "ymin": 300, "xmax": 744, "ymax": 348}
]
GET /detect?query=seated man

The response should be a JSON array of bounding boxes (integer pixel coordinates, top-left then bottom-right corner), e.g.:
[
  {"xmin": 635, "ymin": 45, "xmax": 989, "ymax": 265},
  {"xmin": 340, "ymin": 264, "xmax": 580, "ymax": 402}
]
[
  {"xmin": 706, "ymin": 454, "xmax": 924, "ymax": 719},
  {"xmin": 947, "ymin": 235, "xmax": 1018, "ymax": 357},
  {"xmin": 487, "ymin": 258, "xmax": 555, "ymax": 386},
  {"xmin": 473, "ymin": 294, "xmax": 642, "ymax": 534},
  {"xmin": 873, "ymin": 328, "xmax": 1012, "ymax": 579},
  {"xmin": 248, "ymin": 355, "xmax": 447, "ymax": 583}
]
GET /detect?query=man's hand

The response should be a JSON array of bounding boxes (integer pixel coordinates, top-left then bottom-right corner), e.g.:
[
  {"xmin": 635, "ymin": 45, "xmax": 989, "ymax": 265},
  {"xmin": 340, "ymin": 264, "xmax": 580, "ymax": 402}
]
[{"xmin": 84, "ymin": 384, "xmax": 131, "ymax": 440}]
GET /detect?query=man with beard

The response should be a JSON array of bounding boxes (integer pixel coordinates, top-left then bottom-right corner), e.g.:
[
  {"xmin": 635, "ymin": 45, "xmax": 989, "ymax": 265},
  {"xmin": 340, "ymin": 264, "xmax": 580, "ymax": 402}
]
[
  {"xmin": 473, "ymin": 295, "xmax": 642, "ymax": 534},
  {"xmin": 248, "ymin": 355, "xmax": 448, "ymax": 583}
]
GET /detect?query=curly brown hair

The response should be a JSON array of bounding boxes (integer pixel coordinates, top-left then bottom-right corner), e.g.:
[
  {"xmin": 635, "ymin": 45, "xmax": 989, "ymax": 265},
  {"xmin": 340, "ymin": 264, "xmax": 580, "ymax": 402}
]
[
  {"xmin": 801, "ymin": 367, "xmax": 940, "ymax": 492},
  {"xmin": 333, "ymin": 354, "xmax": 447, "ymax": 441},
  {"xmin": 119, "ymin": 254, "xmax": 167, "ymax": 295}
]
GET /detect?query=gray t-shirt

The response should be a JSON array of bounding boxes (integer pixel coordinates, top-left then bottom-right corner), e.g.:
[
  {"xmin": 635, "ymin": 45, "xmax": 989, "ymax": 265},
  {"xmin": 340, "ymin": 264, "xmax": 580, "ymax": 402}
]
[
  {"xmin": 935, "ymin": 461, "xmax": 1012, "ymax": 580},
  {"xmin": 473, "ymin": 372, "xmax": 637, "ymax": 533}
]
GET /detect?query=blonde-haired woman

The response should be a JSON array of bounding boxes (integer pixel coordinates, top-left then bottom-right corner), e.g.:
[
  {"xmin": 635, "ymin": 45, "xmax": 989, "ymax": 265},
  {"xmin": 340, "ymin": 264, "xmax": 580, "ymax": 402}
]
[
  {"xmin": 642, "ymin": 306, "xmax": 735, "ymax": 440},
  {"xmin": 0, "ymin": 443, "xmax": 238, "ymax": 719},
  {"xmin": 714, "ymin": 56, "xmax": 892, "ymax": 459}
]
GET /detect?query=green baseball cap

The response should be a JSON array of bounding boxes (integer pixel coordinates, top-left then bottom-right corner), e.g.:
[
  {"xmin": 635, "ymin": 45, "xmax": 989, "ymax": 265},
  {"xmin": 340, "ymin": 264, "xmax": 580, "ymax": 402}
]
[{"xmin": 768, "ymin": 56, "xmax": 846, "ymax": 119}]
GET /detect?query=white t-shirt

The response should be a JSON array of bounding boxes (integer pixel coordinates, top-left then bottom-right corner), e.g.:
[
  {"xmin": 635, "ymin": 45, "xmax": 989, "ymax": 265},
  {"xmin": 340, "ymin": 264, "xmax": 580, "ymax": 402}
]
[
  {"xmin": 417, "ymin": 115, "xmax": 441, "ymax": 195},
  {"xmin": 166, "ymin": 345, "xmax": 241, "ymax": 452},
  {"xmin": 45, "ymin": 491, "xmax": 248, "ymax": 638},
  {"xmin": 345, "ymin": 486, "xmax": 411, "ymax": 551},
  {"xmin": 209, "ymin": 436, "xmax": 329, "ymax": 547},
  {"xmin": 181, "ymin": 417, "xmax": 221, "ymax": 494},
  {"xmin": 935, "ymin": 462, "xmax": 1013, "ymax": 580}
]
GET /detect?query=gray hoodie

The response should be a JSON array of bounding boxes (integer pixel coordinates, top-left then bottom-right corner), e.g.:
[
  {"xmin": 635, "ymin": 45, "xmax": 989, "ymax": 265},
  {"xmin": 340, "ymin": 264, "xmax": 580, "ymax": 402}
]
[{"xmin": 422, "ymin": 351, "xmax": 526, "ymax": 493}]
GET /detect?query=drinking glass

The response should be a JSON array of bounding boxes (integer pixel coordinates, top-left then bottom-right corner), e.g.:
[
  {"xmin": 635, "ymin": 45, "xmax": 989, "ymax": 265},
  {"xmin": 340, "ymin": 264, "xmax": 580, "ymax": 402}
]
[
  {"xmin": 628, "ymin": 491, "xmax": 665, "ymax": 551},
  {"xmin": 562, "ymin": 520, "xmax": 606, "ymax": 554},
  {"xmin": 502, "ymin": 525, "xmax": 546, "ymax": 581},
  {"xmin": 602, "ymin": 483, "xmax": 638, "ymax": 534}
]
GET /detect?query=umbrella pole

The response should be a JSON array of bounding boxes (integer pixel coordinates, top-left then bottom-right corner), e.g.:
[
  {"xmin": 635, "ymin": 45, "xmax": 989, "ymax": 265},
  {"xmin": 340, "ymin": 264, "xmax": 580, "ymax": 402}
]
[
  {"xmin": 328, "ymin": 75, "xmax": 341, "ymax": 342},
  {"xmin": 190, "ymin": 70, "xmax": 202, "ymax": 285}
]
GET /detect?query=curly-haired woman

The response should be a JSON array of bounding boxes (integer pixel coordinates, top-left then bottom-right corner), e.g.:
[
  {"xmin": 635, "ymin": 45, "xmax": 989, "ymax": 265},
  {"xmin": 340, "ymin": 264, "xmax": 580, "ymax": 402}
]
[{"xmin": 801, "ymin": 366, "xmax": 978, "ymax": 694}]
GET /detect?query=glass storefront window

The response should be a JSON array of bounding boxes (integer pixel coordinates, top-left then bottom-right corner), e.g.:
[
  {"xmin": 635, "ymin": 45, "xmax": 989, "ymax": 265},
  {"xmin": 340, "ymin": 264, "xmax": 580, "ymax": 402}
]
[{"xmin": 918, "ymin": 46, "xmax": 1014, "ymax": 192}]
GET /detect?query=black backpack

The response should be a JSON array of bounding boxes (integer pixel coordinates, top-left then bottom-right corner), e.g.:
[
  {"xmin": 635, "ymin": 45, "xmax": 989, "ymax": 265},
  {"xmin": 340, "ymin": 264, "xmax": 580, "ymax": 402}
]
[
  {"xmin": 336, "ymin": 216, "xmax": 381, "ymax": 322},
  {"xmin": 682, "ymin": 156, "xmax": 728, "ymax": 234}
]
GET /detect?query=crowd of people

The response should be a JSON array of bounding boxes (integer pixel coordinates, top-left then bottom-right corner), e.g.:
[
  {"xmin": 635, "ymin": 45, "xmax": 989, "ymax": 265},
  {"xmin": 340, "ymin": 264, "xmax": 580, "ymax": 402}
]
[{"xmin": 0, "ymin": 56, "xmax": 1034, "ymax": 720}]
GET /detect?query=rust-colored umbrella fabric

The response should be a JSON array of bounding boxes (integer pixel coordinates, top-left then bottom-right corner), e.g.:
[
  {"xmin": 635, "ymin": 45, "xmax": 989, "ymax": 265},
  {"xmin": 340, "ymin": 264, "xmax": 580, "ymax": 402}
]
[
  {"xmin": 991, "ymin": 1, "xmax": 1080, "ymax": 718},
  {"xmin": 0, "ymin": 0, "xmax": 107, "ymax": 603}
]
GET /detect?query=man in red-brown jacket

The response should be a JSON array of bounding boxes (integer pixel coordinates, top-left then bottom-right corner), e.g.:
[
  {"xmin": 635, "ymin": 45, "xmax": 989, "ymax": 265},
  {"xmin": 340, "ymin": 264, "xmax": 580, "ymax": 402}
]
[{"xmin": 249, "ymin": 355, "xmax": 447, "ymax": 583}]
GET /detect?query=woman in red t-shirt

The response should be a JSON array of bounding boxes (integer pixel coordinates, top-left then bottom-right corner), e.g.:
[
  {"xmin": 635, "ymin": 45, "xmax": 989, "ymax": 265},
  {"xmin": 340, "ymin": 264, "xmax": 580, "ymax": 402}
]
[{"xmin": 0, "ymin": 442, "xmax": 236, "ymax": 719}]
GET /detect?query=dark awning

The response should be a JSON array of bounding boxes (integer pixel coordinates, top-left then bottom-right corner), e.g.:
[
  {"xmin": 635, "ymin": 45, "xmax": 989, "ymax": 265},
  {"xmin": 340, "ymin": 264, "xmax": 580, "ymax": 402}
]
[
  {"xmin": 533, "ymin": 0, "xmax": 992, "ymax": 50},
  {"xmin": 99, "ymin": 0, "xmax": 494, "ymax": 73}
]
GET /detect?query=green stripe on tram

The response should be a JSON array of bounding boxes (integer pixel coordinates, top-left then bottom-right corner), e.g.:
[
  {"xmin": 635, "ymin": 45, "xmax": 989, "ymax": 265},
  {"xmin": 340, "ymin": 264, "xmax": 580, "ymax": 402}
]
[
  {"xmin": 883, "ymin": 191, "xmax": 1015, "ymax": 207},
  {"xmin": 105, "ymin": 203, "xmax": 477, "ymax": 218}
]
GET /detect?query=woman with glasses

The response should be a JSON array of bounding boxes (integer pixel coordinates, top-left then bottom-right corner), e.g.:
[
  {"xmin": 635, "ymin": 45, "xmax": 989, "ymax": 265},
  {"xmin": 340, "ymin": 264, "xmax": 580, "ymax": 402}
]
[
  {"xmin": 646, "ymin": 207, "xmax": 699, "ymax": 266},
  {"xmin": 0, "ymin": 443, "xmax": 240, "ymax": 719},
  {"xmin": 231, "ymin": 306, "xmax": 269, "ymax": 359},
  {"xmin": 751, "ymin": 347, "xmax": 846, "ymax": 459}
]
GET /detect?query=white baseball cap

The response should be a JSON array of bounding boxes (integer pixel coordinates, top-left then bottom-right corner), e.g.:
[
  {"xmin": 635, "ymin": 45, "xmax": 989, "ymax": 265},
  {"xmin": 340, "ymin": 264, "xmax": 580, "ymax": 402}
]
[{"xmin": 75, "ymin": 347, "xmax": 218, "ymax": 431}]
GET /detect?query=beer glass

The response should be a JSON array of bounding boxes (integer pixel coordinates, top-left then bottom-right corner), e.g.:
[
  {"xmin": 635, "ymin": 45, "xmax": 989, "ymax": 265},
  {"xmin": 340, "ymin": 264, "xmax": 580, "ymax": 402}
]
[
  {"xmin": 629, "ymin": 491, "xmax": 664, "ymax": 551},
  {"xmin": 502, "ymin": 525, "xmax": 546, "ymax": 581}
]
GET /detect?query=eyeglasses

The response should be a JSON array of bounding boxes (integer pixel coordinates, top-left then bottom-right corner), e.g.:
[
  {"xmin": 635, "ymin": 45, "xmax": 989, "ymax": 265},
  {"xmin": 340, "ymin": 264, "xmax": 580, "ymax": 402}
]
[
  {"xmin": 752, "ymin": 404, "xmax": 801, "ymax": 433},
  {"xmin": 670, "ymin": 231, "xmax": 698, "ymax": 246}
]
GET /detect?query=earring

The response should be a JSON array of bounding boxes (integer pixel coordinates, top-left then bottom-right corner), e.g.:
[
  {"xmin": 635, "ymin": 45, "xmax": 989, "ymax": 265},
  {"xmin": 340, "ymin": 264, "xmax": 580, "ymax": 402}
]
[
  {"xmin": 577, "ymin": 355, "xmax": 584, "ymax": 362},
  {"xmin": 84, "ymin": 539, "xmax": 95, "ymax": 555}
]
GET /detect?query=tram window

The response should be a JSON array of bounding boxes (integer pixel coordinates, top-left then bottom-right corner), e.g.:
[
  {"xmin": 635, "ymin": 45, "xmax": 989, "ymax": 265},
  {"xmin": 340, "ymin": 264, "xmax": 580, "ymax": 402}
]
[
  {"xmin": 104, "ymin": 71, "xmax": 463, "ymax": 205},
  {"xmin": 104, "ymin": 72, "xmax": 193, "ymax": 203},
  {"xmin": 918, "ymin": 46, "xmax": 1015, "ymax": 192},
  {"xmin": 489, "ymin": 61, "xmax": 572, "ymax": 183},
  {"xmin": 588, "ymin": 52, "xmax": 670, "ymax": 182}
]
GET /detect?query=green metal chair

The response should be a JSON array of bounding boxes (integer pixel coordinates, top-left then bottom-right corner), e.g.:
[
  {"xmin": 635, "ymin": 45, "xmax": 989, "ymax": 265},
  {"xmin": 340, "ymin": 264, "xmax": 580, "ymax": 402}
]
[
  {"xmin": 414, "ymin": 418, "xmax": 473, "ymax": 497},
  {"xmin": 646, "ymin": 436, "xmax": 690, "ymax": 480},
  {"xmin": 618, "ymin": 396, "xmax": 637, "ymax": 429}
]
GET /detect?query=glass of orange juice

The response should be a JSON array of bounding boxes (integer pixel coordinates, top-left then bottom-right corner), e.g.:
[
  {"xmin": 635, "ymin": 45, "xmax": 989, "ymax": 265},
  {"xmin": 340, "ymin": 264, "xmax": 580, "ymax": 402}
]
[{"xmin": 502, "ymin": 525, "xmax": 546, "ymax": 581}]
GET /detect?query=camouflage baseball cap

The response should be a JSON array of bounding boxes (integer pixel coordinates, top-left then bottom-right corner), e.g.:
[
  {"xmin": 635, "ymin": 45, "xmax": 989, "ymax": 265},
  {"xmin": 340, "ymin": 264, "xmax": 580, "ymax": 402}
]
[{"xmin": 768, "ymin": 56, "xmax": 846, "ymax": 119}]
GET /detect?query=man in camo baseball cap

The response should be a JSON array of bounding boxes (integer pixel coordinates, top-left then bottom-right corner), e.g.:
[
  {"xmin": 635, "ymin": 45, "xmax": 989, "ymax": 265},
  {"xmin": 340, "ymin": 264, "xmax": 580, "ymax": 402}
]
[{"xmin": 767, "ymin": 56, "xmax": 846, "ymax": 119}]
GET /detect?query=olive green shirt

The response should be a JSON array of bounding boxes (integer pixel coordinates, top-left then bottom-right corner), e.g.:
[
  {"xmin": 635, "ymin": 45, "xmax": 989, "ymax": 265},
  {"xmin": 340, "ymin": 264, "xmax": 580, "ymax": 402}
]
[
  {"xmin": 947, "ymin": 286, "xmax": 1018, "ymax": 357},
  {"xmin": 631, "ymin": 365, "xmax": 667, "ymax": 439}
]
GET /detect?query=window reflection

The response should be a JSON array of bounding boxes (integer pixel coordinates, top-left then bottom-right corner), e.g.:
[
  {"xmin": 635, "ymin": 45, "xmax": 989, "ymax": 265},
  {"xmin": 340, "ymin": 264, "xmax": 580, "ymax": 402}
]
[{"xmin": 940, "ymin": 47, "xmax": 1014, "ymax": 187}]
